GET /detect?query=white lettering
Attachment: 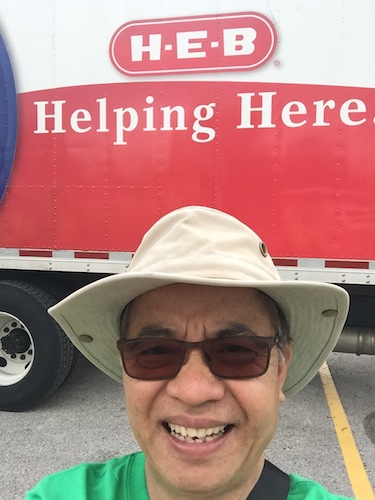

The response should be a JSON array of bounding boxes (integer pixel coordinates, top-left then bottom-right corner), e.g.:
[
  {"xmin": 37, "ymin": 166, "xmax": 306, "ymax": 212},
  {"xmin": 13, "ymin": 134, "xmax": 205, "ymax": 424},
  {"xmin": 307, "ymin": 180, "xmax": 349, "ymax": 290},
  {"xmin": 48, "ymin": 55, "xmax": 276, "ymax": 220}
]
[
  {"xmin": 176, "ymin": 31, "xmax": 207, "ymax": 59},
  {"xmin": 113, "ymin": 107, "xmax": 139, "ymax": 145},
  {"xmin": 131, "ymin": 34, "xmax": 162, "ymax": 61},
  {"xmin": 160, "ymin": 106, "xmax": 187, "ymax": 131},
  {"xmin": 34, "ymin": 100, "xmax": 66, "ymax": 133},
  {"xmin": 192, "ymin": 103, "xmax": 216, "ymax": 143},
  {"xmin": 313, "ymin": 99, "xmax": 335, "ymax": 126},
  {"xmin": 223, "ymin": 28, "xmax": 256, "ymax": 56},
  {"xmin": 281, "ymin": 101, "xmax": 307, "ymax": 128},
  {"xmin": 143, "ymin": 96, "xmax": 157, "ymax": 131},
  {"xmin": 237, "ymin": 92, "xmax": 276, "ymax": 129},
  {"xmin": 97, "ymin": 98, "xmax": 109, "ymax": 132},
  {"xmin": 70, "ymin": 109, "xmax": 92, "ymax": 133},
  {"xmin": 33, "ymin": 90, "xmax": 370, "ymax": 148},
  {"xmin": 340, "ymin": 99, "xmax": 366, "ymax": 125}
]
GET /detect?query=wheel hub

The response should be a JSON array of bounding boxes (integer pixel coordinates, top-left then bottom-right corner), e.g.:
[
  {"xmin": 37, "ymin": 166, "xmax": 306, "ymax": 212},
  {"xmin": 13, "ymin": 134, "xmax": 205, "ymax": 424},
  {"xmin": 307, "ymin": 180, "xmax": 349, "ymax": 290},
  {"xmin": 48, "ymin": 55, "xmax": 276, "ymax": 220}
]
[
  {"xmin": 0, "ymin": 313, "xmax": 35, "ymax": 386},
  {"xmin": 2, "ymin": 328, "xmax": 31, "ymax": 355}
]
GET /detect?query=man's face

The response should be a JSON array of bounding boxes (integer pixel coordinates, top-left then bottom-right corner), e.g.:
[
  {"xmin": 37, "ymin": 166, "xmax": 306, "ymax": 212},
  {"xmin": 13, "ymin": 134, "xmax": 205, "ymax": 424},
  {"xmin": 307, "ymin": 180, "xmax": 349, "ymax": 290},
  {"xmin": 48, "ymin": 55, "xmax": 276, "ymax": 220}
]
[{"xmin": 122, "ymin": 284, "xmax": 290, "ymax": 499}]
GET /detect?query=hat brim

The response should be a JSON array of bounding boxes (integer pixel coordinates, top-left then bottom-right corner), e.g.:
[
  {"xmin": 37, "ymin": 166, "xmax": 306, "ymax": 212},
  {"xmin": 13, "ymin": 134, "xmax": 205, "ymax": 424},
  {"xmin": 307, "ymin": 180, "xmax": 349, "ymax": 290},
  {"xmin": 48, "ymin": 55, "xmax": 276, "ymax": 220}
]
[{"xmin": 49, "ymin": 272, "xmax": 349, "ymax": 397}]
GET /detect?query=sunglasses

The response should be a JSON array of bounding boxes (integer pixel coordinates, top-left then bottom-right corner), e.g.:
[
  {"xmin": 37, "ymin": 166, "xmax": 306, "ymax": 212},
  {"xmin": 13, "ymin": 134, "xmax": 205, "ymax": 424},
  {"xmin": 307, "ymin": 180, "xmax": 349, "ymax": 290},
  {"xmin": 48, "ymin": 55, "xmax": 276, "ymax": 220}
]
[{"xmin": 117, "ymin": 334, "xmax": 280, "ymax": 380}]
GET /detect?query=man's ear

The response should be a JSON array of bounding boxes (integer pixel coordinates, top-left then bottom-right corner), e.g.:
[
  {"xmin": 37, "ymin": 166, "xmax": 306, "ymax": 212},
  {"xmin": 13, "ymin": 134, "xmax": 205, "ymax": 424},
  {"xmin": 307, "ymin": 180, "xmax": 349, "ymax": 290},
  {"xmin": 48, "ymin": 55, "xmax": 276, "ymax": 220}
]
[{"xmin": 278, "ymin": 343, "xmax": 292, "ymax": 402}]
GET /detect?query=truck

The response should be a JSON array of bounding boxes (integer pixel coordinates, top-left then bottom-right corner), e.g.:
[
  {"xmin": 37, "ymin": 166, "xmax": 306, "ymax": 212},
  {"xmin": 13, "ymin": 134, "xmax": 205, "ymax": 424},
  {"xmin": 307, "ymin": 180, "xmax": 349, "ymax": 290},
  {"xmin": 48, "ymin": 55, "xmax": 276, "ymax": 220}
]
[{"xmin": 0, "ymin": 0, "xmax": 374, "ymax": 411}]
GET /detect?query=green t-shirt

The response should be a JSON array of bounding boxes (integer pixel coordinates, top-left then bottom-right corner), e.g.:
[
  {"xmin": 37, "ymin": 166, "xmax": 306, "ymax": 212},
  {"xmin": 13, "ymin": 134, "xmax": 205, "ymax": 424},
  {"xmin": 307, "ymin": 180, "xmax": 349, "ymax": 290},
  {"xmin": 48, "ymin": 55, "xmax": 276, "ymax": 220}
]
[{"xmin": 25, "ymin": 452, "xmax": 353, "ymax": 500}]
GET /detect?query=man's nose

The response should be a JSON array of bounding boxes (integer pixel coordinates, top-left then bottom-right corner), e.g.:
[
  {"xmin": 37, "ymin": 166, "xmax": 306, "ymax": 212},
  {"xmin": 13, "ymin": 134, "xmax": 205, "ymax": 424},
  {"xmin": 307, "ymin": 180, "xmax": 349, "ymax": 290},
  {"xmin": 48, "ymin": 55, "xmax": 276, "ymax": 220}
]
[{"xmin": 165, "ymin": 349, "xmax": 225, "ymax": 405}]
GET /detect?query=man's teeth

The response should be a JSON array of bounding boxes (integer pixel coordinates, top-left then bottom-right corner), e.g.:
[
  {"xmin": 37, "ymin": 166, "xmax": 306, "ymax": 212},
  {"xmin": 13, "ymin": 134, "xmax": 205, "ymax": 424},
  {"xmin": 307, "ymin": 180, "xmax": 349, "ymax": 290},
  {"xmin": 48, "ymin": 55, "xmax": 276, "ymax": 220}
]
[{"xmin": 167, "ymin": 423, "xmax": 228, "ymax": 443}]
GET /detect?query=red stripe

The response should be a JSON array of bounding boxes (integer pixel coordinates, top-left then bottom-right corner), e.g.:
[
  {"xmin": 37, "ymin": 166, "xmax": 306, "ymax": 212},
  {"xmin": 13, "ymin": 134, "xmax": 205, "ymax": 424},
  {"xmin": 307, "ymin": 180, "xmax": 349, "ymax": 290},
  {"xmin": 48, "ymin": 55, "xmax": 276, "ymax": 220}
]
[
  {"xmin": 273, "ymin": 258, "xmax": 298, "ymax": 267},
  {"xmin": 74, "ymin": 251, "xmax": 110, "ymax": 260},
  {"xmin": 19, "ymin": 250, "xmax": 53, "ymax": 258},
  {"xmin": 325, "ymin": 260, "xmax": 369, "ymax": 269}
]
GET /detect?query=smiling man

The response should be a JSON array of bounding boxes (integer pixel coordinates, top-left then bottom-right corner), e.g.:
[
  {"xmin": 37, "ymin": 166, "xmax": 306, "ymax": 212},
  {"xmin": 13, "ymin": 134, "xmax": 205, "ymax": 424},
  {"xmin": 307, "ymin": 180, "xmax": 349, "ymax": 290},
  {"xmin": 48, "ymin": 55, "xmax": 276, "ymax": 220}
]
[
  {"xmin": 120, "ymin": 284, "xmax": 290, "ymax": 499},
  {"xmin": 26, "ymin": 206, "xmax": 353, "ymax": 499}
]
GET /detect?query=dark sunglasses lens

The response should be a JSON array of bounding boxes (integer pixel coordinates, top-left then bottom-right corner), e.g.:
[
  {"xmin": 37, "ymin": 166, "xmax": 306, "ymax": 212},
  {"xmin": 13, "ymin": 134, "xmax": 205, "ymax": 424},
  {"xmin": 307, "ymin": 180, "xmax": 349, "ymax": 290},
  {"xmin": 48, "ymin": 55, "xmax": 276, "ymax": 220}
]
[
  {"xmin": 122, "ymin": 339, "xmax": 184, "ymax": 380},
  {"xmin": 206, "ymin": 337, "xmax": 271, "ymax": 378},
  {"xmin": 120, "ymin": 336, "xmax": 274, "ymax": 380}
]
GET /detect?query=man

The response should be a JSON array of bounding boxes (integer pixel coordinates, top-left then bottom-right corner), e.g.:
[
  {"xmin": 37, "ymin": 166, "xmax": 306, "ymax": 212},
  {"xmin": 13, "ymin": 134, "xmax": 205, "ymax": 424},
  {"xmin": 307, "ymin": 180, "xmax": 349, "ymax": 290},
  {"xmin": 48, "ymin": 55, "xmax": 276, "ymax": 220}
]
[{"xmin": 26, "ymin": 206, "xmax": 353, "ymax": 499}]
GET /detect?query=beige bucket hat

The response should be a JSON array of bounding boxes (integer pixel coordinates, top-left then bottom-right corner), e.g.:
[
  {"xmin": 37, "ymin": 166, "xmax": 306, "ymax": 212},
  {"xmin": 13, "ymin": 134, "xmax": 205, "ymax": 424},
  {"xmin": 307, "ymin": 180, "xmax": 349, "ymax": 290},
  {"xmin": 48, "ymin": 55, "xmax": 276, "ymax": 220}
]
[{"xmin": 49, "ymin": 206, "xmax": 349, "ymax": 397}]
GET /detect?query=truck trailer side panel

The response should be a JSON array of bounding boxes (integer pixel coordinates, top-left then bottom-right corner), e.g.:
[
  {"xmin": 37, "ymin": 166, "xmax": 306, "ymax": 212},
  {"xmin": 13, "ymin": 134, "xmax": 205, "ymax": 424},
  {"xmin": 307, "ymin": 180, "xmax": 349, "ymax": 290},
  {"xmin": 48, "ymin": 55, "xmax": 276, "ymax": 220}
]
[{"xmin": 0, "ymin": 0, "xmax": 375, "ymax": 410}]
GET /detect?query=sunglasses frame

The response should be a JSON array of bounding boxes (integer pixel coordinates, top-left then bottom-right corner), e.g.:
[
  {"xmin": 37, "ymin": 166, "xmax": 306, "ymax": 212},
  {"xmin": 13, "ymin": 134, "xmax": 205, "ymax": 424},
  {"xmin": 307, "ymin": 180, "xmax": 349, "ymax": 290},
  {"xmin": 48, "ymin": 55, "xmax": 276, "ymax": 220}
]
[{"xmin": 117, "ymin": 334, "xmax": 280, "ymax": 381}]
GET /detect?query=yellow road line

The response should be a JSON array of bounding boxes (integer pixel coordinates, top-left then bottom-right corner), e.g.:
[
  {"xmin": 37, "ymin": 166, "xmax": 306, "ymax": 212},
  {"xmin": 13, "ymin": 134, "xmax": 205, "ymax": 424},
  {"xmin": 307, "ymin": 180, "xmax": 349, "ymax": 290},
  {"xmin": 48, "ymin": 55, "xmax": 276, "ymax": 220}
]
[{"xmin": 319, "ymin": 361, "xmax": 374, "ymax": 500}]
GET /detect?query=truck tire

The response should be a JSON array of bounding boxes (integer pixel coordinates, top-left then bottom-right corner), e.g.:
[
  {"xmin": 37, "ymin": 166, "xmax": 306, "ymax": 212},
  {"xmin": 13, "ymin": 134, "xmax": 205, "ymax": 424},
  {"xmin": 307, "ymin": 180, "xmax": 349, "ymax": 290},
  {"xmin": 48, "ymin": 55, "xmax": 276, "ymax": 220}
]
[{"xmin": 0, "ymin": 280, "xmax": 76, "ymax": 411}]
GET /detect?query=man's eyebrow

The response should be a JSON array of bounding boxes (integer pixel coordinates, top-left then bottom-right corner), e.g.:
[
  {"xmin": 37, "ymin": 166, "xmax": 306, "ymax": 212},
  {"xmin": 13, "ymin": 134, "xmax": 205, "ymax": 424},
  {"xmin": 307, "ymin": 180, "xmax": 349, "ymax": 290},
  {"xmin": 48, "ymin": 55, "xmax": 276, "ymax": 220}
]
[
  {"xmin": 134, "ymin": 323, "xmax": 257, "ymax": 339},
  {"xmin": 214, "ymin": 324, "xmax": 257, "ymax": 338},
  {"xmin": 135, "ymin": 325, "xmax": 175, "ymax": 339}
]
